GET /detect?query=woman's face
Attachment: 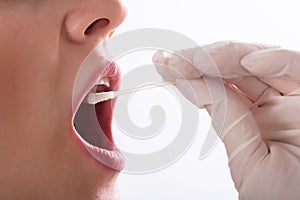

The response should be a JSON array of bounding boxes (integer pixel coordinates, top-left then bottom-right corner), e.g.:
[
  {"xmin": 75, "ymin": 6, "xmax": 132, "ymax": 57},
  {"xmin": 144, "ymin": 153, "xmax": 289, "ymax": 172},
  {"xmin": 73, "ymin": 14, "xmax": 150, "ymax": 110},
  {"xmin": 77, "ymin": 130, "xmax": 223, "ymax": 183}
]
[{"xmin": 0, "ymin": 1, "xmax": 126, "ymax": 199}]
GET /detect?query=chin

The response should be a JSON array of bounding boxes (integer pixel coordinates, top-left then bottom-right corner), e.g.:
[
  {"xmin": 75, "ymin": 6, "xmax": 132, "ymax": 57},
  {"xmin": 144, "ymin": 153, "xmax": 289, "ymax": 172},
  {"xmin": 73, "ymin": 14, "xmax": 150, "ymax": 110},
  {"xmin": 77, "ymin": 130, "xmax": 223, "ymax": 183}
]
[{"xmin": 94, "ymin": 182, "xmax": 121, "ymax": 200}]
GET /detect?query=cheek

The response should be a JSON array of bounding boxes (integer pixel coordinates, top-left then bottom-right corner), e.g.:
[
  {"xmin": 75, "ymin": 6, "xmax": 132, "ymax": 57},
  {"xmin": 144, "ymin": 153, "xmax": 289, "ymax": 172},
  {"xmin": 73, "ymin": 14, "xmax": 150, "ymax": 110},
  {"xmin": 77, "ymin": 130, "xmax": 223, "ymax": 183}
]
[
  {"xmin": 1, "ymin": 42, "xmax": 55, "ymax": 94},
  {"xmin": 0, "ymin": 6, "xmax": 66, "ymax": 103},
  {"xmin": 0, "ymin": 27, "xmax": 62, "ymax": 126}
]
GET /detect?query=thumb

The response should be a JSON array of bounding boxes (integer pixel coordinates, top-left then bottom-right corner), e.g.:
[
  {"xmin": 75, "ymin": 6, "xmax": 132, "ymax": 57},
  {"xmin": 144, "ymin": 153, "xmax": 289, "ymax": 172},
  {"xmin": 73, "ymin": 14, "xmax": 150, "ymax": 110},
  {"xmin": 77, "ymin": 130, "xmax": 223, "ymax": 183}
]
[
  {"xmin": 176, "ymin": 77, "xmax": 269, "ymax": 191},
  {"xmin": 241, "ymin": 49, "xmax": 300, "ymax": 94}
]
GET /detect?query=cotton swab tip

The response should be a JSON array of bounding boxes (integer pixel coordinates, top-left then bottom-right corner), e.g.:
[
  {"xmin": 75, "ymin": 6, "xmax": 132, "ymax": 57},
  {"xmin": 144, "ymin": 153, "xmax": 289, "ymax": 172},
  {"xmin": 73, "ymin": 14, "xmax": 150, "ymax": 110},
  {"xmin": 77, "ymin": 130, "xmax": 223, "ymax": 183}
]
[{"xmin": 84, "ymin": 91, "xmax": 115, "ymax": 105}]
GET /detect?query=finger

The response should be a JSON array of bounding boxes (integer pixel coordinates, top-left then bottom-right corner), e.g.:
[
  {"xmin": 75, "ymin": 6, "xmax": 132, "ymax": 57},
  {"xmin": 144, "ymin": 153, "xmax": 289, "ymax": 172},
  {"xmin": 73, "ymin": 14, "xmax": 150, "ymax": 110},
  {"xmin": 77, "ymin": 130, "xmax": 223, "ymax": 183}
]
[
  {"xmin": 175, "ymin": 79, "xmax": 211, "ymax": 109},
  {"xmin": 153, "ymin": 50, "xmax": 201, "ymax": 80},
  {"xmin": 198, "ymin": 41, "xmax": 276, "ymax": 101},
  {"xmin": 176, "ymin": 78, "xmax": 254, "ymax": 109},
  {"xmin": 153, "ymin": 41, "xmax": 278, "ymax": 101},
  {"xmin": 195, "ymin": 41, "xmax": 280, "ymax": 78},
  {"xmin": 175, "ymin": 77, "xmax": 269, "ymax": 190},
  {"xmin": 152, "ymin": 51, "xmax": 175, "ymax": 81},
  {"xmin": 241, "ymin": 49, "xmax": 300, "ymax": 94},
  {"xmin": 154, "ymin": 42, "xmax": 266, "ymax": 79},
  {"xmin": 259, "ymin": 77, "xmax": 299, "ymax": 95},
  {"xmin": 227, "ymin": 76, "xmax": 270, "ymax": 102}
]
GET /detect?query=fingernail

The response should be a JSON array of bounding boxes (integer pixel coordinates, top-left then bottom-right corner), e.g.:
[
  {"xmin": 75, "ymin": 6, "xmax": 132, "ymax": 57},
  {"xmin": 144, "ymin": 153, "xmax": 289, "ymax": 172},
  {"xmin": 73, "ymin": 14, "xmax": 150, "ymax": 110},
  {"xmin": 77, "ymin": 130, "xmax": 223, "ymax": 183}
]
[{"xmin": 241, "ymin": 55, "xmax": 257, "ymax": 72}]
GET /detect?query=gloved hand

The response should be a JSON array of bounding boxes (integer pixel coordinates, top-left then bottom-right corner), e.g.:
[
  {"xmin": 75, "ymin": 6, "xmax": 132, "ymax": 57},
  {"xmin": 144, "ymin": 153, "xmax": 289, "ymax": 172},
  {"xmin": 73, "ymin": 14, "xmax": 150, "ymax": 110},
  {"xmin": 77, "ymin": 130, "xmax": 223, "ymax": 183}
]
[{"xmin": 153, "ymin": 41, "xmax": 300, "ymax": 200}]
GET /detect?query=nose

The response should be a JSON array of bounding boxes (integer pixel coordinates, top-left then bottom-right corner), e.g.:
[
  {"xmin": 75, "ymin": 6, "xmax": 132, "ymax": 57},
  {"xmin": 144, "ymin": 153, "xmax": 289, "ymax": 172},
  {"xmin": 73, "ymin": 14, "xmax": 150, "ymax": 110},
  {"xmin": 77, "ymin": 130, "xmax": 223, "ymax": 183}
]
[{"xmin": 64, "ymin": 0, "xmax": 127, "ymax": 45}]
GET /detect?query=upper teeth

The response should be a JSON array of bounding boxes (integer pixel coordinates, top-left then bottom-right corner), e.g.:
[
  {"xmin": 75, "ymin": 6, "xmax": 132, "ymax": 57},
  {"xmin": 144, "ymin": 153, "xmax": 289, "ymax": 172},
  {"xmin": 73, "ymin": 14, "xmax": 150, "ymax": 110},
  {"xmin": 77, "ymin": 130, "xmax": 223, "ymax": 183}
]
[{"xmin": 97, "ymin": 77, "xmax": 110, "ymax": 87}]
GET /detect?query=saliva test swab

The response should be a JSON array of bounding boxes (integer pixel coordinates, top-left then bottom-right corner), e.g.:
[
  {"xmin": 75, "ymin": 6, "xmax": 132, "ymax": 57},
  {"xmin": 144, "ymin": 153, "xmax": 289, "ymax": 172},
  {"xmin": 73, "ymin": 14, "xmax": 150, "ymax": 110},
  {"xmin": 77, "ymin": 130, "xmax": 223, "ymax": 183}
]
[{"xmin": 84, "ymin": 80, "xmax": 176, "ymax": 105}]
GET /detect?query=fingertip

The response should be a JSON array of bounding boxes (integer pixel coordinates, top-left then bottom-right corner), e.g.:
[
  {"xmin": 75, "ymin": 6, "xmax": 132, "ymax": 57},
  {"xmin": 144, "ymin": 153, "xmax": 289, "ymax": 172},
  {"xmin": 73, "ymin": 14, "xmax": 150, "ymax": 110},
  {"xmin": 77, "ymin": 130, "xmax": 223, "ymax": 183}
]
[
  {"xmin": 240, "ymin": 53, "xmax": 259, "ymax": 73},
  {"xmin": 241, "ymin": 55, "xmax": 254, "ymax": 67},
  {"xmin": 155, "ymin": 65, "xmax": 175, "ymax": 81},
  {"xmin": 152, "ymin": 50, "xmax": 165, "ymax": 65}
]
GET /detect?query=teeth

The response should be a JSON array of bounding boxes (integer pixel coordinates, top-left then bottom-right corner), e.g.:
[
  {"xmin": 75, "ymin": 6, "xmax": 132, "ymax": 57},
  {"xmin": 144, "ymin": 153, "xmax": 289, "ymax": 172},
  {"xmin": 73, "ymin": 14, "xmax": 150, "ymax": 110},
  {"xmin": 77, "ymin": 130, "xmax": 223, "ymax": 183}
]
[
  {"xmin": 87, "ymin": 78, "xmax": 111, "ymax": 95},
  {"xmin": 97, "ymin": 77, "xmax": 110, "ymax": 87}
]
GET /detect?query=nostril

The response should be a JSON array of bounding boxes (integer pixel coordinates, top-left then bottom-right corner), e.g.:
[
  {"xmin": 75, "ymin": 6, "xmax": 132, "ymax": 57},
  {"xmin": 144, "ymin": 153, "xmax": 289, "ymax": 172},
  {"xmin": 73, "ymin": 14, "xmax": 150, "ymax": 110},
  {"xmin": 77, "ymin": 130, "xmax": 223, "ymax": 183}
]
[{"xmin": 84, "ymin": 18, "xmax": 110, "ymax": 35}]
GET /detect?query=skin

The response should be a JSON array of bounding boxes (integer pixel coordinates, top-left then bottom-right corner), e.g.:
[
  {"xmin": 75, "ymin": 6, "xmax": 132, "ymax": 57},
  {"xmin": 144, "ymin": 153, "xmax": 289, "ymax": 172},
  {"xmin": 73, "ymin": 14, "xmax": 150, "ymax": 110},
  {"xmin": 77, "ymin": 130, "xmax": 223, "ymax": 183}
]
[{"xmin": 0, "ymin": 1, "xmax": 126, "ymax": 199}]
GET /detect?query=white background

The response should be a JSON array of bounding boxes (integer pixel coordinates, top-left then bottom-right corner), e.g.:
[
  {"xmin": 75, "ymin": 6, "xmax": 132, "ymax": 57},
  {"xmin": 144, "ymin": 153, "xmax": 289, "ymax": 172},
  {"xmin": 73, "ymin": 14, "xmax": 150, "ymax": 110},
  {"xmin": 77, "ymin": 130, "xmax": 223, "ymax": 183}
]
[{"xmin": 112, "ymin": 0, "xmax": 300, "ymax": 199}]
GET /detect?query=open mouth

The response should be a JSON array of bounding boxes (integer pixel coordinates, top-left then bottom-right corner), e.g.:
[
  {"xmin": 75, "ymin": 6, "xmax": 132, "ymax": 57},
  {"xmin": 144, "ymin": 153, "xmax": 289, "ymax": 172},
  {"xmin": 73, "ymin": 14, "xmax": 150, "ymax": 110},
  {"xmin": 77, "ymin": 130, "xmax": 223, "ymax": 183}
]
[{"xmin": 72, "ymin": 61, "xmax": 125, "ymax": 171}]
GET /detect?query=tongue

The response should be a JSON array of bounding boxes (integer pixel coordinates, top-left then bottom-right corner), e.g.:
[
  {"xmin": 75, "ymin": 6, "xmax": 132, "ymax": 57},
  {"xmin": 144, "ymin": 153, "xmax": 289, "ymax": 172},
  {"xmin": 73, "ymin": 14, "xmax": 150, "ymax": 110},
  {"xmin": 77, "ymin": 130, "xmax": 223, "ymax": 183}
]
[{"xmin": 95, "ymin": 99, "xmax": 114, "ymax": 142}]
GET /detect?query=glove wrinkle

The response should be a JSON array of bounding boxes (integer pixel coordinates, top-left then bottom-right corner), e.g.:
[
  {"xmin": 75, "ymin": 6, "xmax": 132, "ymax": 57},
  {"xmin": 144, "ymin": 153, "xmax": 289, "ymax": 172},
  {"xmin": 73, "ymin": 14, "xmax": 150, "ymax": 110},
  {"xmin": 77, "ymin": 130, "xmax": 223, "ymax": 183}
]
[
  {"xmin": 251, "ymin": 87, "xmax": 280, "ymax": 111},
  {"xmin": 221, "ymin": 112, "xmax": 252, "ymax": 141},
  {"xmin": 228, "ymin": 134, "xmax": 260, "ymax": 163}
]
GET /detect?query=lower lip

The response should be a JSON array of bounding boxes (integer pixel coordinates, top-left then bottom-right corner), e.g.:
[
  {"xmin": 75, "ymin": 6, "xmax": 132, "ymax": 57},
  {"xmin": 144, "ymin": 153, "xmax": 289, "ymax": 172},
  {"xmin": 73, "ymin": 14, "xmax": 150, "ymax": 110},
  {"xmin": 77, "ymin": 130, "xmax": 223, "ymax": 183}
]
[
  {"xmin": 74, "ymin": 133, "xmax": 125, "ymax": 171},
  {"xmin": 71, "ymin": 62, "xmax": 125, "ymax": 171}
]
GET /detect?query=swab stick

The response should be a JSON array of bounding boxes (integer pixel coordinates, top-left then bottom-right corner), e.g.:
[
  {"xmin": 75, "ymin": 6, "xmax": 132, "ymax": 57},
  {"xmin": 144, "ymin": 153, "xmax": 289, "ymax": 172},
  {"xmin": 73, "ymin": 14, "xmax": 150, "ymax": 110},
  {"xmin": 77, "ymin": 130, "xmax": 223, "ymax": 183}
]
[{"xmin": 84, "ymin": 80, "xmax": 176, "ymax": 105}]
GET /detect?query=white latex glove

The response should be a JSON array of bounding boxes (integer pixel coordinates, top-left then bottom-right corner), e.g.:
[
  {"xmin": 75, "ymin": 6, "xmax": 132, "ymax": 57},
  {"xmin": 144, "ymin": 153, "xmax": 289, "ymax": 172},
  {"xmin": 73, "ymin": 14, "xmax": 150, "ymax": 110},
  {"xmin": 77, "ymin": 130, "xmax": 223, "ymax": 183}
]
[{"xmin": 153, "ymin": 41, "xmax": 300, "ymax": 200}]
